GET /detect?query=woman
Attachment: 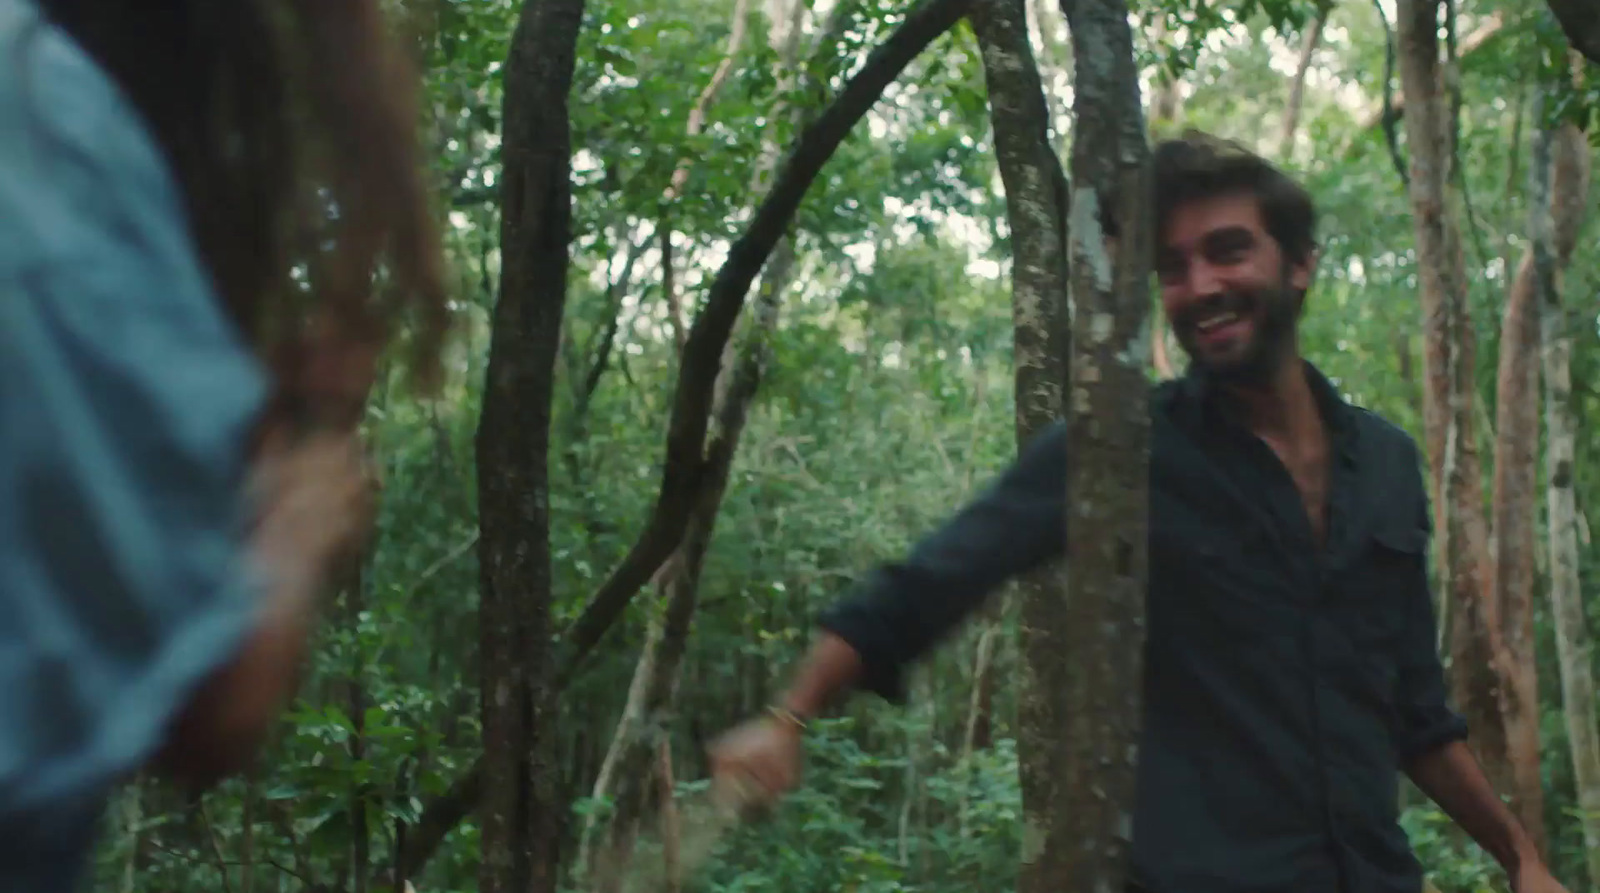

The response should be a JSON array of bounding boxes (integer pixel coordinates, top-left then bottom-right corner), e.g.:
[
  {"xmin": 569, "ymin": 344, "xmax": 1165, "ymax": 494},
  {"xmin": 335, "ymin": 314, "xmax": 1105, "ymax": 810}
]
[{"xmin": 0, "ymin": 0, "xmax": 451, "ymax": 886}]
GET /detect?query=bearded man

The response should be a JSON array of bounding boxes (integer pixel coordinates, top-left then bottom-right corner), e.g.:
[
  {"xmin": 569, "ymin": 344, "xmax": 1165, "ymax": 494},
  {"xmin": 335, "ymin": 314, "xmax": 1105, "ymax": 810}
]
[{"xmin": 707, "ymin": 133, "xmax": 1566, "ymax": 893}]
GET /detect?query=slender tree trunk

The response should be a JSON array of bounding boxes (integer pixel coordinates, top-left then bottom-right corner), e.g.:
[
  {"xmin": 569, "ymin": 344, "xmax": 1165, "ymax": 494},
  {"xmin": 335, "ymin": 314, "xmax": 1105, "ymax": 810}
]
[
  {"xmin": 473, "ymin": 0, "xmax": 587, "ymax": 887},
  {"xmin": 1540, "ymin": 117, "xmax": 1598, "ymax": 886},
  {"xmin": 660, "ymin": 0, "xmax": 754, "ymax": 350},
  {"xmin": 1490, "ymin": 97, "xmax": 1562, "ymax": 855},
  {"xmin": 1058, "ymin": 0, "xmax": 1153, "ymax": 889},
  {"xmin": 1025, "ymin": 0, "xmax": 1070, "ymax": 134},
  {"xmin": 578, "ymin": 6, "xmax": 811, "ymax": 885},
  {"xmin": 347, "ymin": 568, "xmax": 371, "ymax": 893},
  {"xmin": 119, "ymin": 781, "xmax": 146, "ymax": 893},
  {"xmin": 403, "ymin": 0, "xmax": 975, "ymax": 878},
  {"xmin": 1394, "ymin": 0, "xmax": 1513, "ymax": 798},
  {"xmin": 1147, "ymin": 43, "xmax": 1181, "ymax": 381},
  {"xmin": 969, "ymin": 0, "xmax": 1073, "ymax": 887},
  {"xmin": 1280, "ymin": 8, "xmax": 1328, "ymax": 158},
  {"xmin": 962, "ymin": 609, "xmax": 1003, "ymax": 756}
]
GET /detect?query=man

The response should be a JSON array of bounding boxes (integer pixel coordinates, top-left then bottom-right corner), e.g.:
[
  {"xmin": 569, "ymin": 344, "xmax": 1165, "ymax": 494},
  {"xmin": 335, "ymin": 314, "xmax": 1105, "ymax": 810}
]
[{"xmin": 708, "ymin": 133, "xmax": 1566, "ymax": 893}]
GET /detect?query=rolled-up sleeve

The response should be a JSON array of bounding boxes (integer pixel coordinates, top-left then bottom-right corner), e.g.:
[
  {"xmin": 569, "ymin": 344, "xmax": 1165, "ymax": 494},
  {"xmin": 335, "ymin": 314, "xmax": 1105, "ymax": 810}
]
[
  {"xmin": 818, "ymin": 421, "xmax": 1069, "ymax": 702},
  {"xmin": 1393, "ymin": 474, "xmax": 1469, "ymax": 764},
  {"xmin": 0, "ymin": 9, "xmax": 269, "ymax": 819}
]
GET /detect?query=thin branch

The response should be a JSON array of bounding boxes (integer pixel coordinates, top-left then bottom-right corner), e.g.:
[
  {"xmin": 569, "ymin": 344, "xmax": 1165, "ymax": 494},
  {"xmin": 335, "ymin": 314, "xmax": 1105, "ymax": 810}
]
[
  {"xmin": 199, "ymin": 801, "xmax": 235, "ymax": 893},
  {"xmin": 1373, "ymin": 0, "xmax": 1410, "ymax": 189},
  {"xmin": 1444, "ymin": 0, "xmax": 1491, "ymax": 273},
  {"xmin": 409, "ymin": 533, "xmax": 480, "ymax": 596},
  {"xmin": 551, "ymin": 0, "xmax": 975, "ymax": 692},
  {"xmin": 146, "ymin": 838, "xmax": 322, "ymax": 890},
  {"xmin": 396, "ymin": 1, "xmax": 975, "ymax": 876}
]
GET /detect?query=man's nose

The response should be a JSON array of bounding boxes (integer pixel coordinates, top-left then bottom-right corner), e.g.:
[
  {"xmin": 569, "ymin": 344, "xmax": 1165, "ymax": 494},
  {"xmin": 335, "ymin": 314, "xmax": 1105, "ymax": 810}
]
[{"xmin": 1185, "ymin": 260, "xmax": 1223, "ymax": 298}]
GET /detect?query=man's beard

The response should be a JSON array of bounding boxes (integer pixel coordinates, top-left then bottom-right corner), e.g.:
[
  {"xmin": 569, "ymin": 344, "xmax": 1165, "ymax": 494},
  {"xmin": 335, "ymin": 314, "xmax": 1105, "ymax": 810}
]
[{"xmin": 1171, "ymin": 279, "xmax": 1302, "ymax": 386}]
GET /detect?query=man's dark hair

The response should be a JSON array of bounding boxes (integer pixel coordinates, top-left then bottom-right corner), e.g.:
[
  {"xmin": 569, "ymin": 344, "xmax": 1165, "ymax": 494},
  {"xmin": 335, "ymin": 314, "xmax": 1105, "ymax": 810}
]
[
  {"xmin": 37, "ymin": 1, "xmax": 450, "ymax": 423},
  {"xmin": 1151, "ymin": 131, "xmax": 1318, "ymax": 266}
]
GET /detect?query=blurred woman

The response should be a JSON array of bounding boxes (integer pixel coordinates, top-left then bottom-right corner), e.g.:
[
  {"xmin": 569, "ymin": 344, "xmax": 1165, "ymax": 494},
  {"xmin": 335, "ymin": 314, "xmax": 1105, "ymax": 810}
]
[{"xmin": 0, "ymin": 0, "xmax": 451, "ymax": 886}]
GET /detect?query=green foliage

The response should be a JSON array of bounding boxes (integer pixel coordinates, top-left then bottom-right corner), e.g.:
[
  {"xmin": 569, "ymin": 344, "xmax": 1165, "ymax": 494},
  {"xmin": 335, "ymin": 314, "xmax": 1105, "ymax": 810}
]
[{"xmin": 89, "ymin": 0, "xmax": 1600, "ymax": 890}]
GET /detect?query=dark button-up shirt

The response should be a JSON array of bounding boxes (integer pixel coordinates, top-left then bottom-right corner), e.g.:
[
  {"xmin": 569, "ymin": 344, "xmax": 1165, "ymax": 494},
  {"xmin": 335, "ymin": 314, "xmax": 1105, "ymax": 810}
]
[{"xmin": 818, "ymin": 362, "xmax": 1468, "ymax": 893}]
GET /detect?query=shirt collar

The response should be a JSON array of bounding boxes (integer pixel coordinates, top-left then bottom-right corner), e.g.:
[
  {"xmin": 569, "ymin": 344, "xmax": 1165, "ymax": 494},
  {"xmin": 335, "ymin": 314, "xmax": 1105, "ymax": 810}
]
[{"xmin": 1175, "ymin": 358, "xmax": 1360, "ymax": 467}]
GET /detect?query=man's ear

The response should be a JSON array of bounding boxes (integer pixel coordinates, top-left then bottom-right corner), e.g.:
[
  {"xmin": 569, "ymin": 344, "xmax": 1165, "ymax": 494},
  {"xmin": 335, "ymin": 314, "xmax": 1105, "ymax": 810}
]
[{"xmin": 1288, "ymin": 248, "xmax": 1319, "ymax": 291}]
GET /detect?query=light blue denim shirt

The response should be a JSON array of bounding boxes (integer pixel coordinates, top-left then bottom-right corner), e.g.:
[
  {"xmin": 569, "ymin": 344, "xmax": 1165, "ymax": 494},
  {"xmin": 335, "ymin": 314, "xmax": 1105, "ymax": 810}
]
[{"xmin": 1, "ymin": 0, "xmax": 269, "ymax": 887}]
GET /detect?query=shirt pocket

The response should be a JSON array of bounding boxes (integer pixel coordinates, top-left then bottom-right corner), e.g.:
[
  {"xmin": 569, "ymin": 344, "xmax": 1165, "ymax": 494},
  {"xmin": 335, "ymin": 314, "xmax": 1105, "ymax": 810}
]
[{"xmin": 1341, "ymin": 521, "xmax": 1428, "ymax": 649}]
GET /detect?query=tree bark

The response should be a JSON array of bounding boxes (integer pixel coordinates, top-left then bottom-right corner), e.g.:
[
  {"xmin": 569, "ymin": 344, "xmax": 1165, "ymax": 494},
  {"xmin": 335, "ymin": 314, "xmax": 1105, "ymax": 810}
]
[
  {"xmin": 962, "ymin": 605, "xmax": 1004, "ymax": 757},
  {"xmin": 1547, "ymin": 0, "xmax": 1600, "ymax": 66},
  {"xmin": 1540, "ymin": 119, "xmax": 1597, "ymax": 887},
  {"xmin": 969, "ymin": 0, "xmax": 1072, "ymax": 885},
  {"xmin": 472, "ymin": 0, "xmax": 587, "ymax": 887},
  {"xmin": 960, "ymin": 0, "xmax": 1075, "ymax": 889},
  {"xmin": 401, "ymin": 1, "xmax": 974, "ymax": 878},
  {"xmin": 1489, "ymin": 97, "xmax": 1562, "ymax": 855},
  {"xmin": 1280, "ymin": 8, "xmax": 1328, "ymax": 157},
  {"xmin": 1147, "ymin": 44, "xmax": 1181, "ymax": 381},
  {"xmin": 1058, "ymin": 0, "xmax": 1153, "ymax": 889},
  {"xmin": 1357, "ymin": 12, "xmax": 1505, "ymax": 131},
  {"xmin": 1394, "ymin": 0, "xmax": 1513, "ymax": 800}
]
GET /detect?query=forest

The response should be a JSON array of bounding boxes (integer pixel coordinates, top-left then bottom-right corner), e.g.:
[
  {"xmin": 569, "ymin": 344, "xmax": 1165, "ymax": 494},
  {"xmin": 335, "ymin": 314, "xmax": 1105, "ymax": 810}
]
[{"xmin": 86, "ymin": 0, "xmax": 1600, "ymax": 891}]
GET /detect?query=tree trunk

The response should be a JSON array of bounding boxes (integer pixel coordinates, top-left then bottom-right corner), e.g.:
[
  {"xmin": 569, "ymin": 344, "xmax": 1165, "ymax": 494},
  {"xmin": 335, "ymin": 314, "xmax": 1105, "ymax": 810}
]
[
  {"xmin": 1394, "ymin": 0, "xmax": 1513, "ymax": 798},
  {"xmin": 1280, "ymin": 7, "xmax": 1328, "ymax": 157},
  {"xmin": 473, "ymin": 0, "xmax": 587, "ymax": 887},
  {"xmin": 1025, "ymin": 0, "xmax": 1070, "ymax": 135},
  {"xmin": 347, "ymin": 569, "xmax": 371, "ymax": 893},
  {"xmin": 1058, "ymin": 0, "xmax": 1153, "ymax": 888},
  {"xmin": 1540, "ymin": 118, "xmax": 1598, "ymax": 886},
  {"xmin": 660, "ymin": 0, "xmax": 755, "ymax": 349},
  {"xmin": 1356, "ymin": 12, "xmax": 1506, "ymax": 132},
  {"xmin": 962, "ymin": 608, "xmax": 1003, "ymax": 757},
  {"xmin": 1147, "ymin": 41, "xmax": 1181, "ymax": 381},
  {"xmin": 583, "ymin": 234, "xmax": 792, "ymax": 893},
  {"xmin": 1489, "ymin": 97, "xmax": 1568, "ymax": 856},
  {"xmin": 403, "ymin": 1, "xmax": 976, "ymax": 879},
  {"xmin": 969, "ymin": 0, "xmax": 1073, "ymax": 886}
]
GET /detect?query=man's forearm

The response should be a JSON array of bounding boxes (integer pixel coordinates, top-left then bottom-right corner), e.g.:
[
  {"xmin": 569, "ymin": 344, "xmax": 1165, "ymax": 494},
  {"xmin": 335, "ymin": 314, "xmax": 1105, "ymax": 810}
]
[
  {"xmin": 1407, "ymin": 740, "xmax": 1541, "ymax": 872},
  {"xmin": 777, "ymin": 632, "xmax": 864, "ymax": 719}
]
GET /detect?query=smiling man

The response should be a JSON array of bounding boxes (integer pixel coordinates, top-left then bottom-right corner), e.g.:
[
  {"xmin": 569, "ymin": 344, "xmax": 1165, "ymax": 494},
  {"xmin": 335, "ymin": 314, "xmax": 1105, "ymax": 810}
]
[{"xmin": 707, "ymin": 132, "xmax": 1568, "ymax": 893}]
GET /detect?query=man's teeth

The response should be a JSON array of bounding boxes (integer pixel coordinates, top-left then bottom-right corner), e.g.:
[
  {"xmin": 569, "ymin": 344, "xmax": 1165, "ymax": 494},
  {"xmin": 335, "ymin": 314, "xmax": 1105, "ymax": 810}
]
[{"xmin": 1195, "ymin": 311, "xmax": 1240, "ymax": 332}]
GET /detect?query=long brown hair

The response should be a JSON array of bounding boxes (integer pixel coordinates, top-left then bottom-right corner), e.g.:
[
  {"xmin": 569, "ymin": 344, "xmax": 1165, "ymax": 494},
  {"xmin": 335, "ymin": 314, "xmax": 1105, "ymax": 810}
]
[{"xmin": 38, "ymin": 0, "xmax": 450, "ymax": 429}]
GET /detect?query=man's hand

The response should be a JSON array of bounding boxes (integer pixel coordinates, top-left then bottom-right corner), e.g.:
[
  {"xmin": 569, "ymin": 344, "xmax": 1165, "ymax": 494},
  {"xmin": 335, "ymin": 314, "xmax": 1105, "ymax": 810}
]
[
  {"xmin": 1512, "ymin": 862, "xmax": 1570, "ymax": 893},
  {"xmin": 706, "ymin": 711, "xmax": 805, "ymax": 809}
]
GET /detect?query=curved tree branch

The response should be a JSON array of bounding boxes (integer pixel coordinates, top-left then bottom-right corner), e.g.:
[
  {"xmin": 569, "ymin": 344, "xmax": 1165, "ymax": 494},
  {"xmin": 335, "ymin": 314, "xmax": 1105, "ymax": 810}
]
[
  {"xmin": 552, "ymin": 0, "xmax": 974, "ymax": 693},
  {"xmin": 393, "ymin": 0, "xmax": 974, "ymax": 878}
]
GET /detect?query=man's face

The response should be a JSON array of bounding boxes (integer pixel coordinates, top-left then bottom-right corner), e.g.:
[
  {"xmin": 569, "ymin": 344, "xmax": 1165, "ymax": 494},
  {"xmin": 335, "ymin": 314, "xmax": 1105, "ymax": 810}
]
[{"xmin": 1155, "ymin": 191, "xmax": 1313, "ymax": 385}]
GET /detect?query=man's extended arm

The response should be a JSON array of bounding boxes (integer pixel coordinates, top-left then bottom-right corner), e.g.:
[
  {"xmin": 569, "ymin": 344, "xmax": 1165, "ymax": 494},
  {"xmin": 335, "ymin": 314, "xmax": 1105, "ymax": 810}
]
[
  {"xmin": 1406, "ymin": 741, "xmax": 1540, "ymax": 874},
  {"xmin": 778, "ymin": 420, "xmax": 1070, "ymax": 718},
  {"xmin": 1396, "ymin": 471, "xmax": 1556, "ymax": 887}
]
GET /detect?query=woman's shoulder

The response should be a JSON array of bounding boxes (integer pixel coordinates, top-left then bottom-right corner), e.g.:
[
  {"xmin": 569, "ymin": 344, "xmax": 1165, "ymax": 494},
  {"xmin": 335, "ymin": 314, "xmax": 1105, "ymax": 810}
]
[{"xmin": 0, "ymin": 0, "xmax": 192, "ymax": 277}]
